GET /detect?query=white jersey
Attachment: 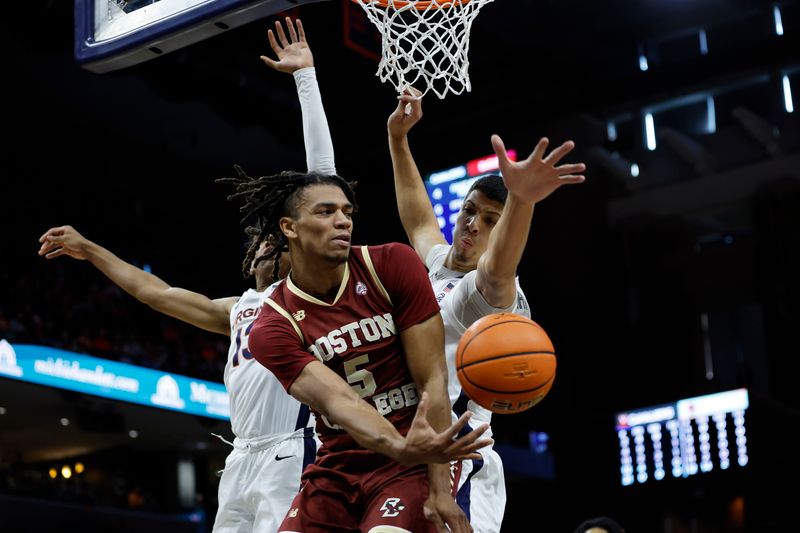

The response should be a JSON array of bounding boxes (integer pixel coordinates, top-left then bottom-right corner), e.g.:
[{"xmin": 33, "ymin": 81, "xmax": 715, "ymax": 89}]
[
  {"xmin": 425, "ymin": 244, "xmax": 531, "ymax": 428},
  {"xmin": 426, "ymin": 243, "xmax": 528, "ymax": 532},
  {"xmin": 223, "ymin": 285, "xmax": 315, "ymax": 439}
]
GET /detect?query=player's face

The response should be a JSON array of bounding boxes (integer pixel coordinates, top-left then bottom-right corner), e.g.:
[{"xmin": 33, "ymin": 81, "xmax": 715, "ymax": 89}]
[
  {"xmin": 285, "ymin": 184, "xmax": 353, "ymax": 265},
  {"xmin": 450, "ymin": 190, "xmax": 503, "ymax": 266},
  {"xmin": 250, "ymin": 240, "xmax": 291, "ymax": 285}
]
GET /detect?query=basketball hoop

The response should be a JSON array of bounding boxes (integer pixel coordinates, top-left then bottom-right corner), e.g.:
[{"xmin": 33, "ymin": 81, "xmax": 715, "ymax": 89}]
[{"xmin": 351, "ymin": 0, "xmax": 495, "ymax": 99}]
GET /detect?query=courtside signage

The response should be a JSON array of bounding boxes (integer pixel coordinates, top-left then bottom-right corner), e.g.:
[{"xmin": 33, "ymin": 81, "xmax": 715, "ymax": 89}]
[{"xmin": 0, "ymin": 340, "xmax": 229, "ymax": 420}]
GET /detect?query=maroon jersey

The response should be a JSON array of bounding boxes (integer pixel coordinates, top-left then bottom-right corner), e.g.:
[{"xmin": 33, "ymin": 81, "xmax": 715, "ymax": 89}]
[{"xmin": 249, "ymin": 243, "xmax": 441, "ymax": 462}]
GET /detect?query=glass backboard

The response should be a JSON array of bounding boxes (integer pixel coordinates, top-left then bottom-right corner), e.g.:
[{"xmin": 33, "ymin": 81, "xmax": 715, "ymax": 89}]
[{"xmin": 75, "ymin": 0, "xmax": 330, "ymax": 73}]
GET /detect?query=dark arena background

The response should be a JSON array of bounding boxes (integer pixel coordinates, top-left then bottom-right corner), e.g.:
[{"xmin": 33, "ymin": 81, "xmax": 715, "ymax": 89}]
[{"xmin": 2, "ymin": 0, "xmax": 799, "ymax": 531}]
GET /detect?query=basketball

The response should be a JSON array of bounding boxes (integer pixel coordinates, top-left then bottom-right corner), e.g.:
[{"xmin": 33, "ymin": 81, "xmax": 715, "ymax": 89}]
[{"xmin": 456, "ymin": 312, "xmax": 556, "ymax": 414}]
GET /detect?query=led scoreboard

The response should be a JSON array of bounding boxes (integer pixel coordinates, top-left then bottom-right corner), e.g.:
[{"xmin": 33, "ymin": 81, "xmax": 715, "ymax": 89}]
[{"xmin": 615, "ymin": 388, "xmax": 749, "ymax": 486}]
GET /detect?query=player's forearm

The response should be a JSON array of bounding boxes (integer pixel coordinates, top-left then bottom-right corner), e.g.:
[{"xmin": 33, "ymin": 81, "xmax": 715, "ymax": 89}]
[
  {"xmin": 419, "ymin": 371, "xmax": 459, "ymax": 495},
  {"xmin": 319, "ymin": 393, "xmax": 406, "ymax": 460},
  {"xmin": 291, "ymin": 364, "xmax": 407, "ymax": 460},
  {"xmin": 295, "ymin": 67, "xmax": 336, "ymax": 175},
  {"xmin": 82, "ymin": 241, "xmax": 229, "ymax": 334},
  {"xmin": 388, "ymin": 134, "xmax": 440, "ymax": 240},
  {"xmin": 420, "ymin": 388, "xmax": 455, "ymax": 494},
  {"xmin": 83, "ymin": 241, "xmax": 170, "ymax": 304},
  {"xmin": 403, "ymin": 316, "xmax": 452, "ymax": 434},
  {"xmin": 415, "ymin": 367, "xmax": 452, "ymax": 433},
  {"xmin": 478, "ymin": 195, "xmax": 534, "ymax": 304},
  {"xmin": 427, "ymin": 462, "xmax": 453, "ymax": 496}
]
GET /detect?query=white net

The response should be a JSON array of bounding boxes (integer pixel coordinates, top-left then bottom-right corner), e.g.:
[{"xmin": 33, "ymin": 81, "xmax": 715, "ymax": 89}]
[{"xmin": 352, "ymin": 0, "xmax": 495, "ymax": 99}]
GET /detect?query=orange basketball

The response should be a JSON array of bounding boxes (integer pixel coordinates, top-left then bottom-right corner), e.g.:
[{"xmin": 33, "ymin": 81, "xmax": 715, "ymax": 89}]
[{"xmin": 456, "ymin": 312, "xmax": 556, "ymax": 414}]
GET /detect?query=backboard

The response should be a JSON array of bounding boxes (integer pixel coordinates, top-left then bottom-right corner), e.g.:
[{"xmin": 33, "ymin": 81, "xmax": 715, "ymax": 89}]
[{"xmin": 75, "ymin": 0, "xmax": 330, "ymax": 73}]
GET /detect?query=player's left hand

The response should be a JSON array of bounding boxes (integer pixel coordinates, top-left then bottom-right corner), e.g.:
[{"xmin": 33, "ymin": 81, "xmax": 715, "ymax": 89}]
[
  {"xmin": 424, "ymin": 490, "xmax": 472, "ymax": 533},
  {"xmin": 491, "ymin": 134, "xmax": 586, "ymax": 205}
]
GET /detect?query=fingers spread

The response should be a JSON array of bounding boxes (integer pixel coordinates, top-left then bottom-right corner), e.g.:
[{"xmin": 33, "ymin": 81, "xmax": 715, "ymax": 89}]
[
  {"xmin": 267, "ymin": 29, "xmax": 281, "ymax": 54},
  {"xmin": 444, "ymin": 423, "xmax": 492, "ymax": 456},
  {"xmin": 439, "ymin": 411, "xmax": 472, "ymax": 441},
  {"xmin": 284, "ymin": 16, "xmax": 298, "ymax": 43},
  {"xmin": 531, "ymin": 137, "xmax": 550, "ymax": 161},
  {"xmin": 556, "ymin": 162, "xmax": 585, "ymax": 175},
  {"xmin": 490, "ymin": 134, "xmax": 507, "ymax": 160},
  {"xmin": 543, "ymin": 139, "xmax": 575, "ymax": 165},
  {"xmin": 274, "ymin": 20, "xmax": 289, "ymax": 47}
]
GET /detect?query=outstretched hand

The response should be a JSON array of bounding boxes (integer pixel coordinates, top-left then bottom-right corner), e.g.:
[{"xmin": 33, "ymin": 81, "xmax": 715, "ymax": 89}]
[
  {"xmin": 260, "ymin": 17, "xmax": 313, "ymax": 74},
  {"xmin": 397, "ymin": 391, "xmax": 492, "ymax": 465},
  {"xmin": 38, "ymin": 225, "xmax": 91, "ymax": 260},
  {"xmin": 387, "ymin": 86, "xmax": 423, "ymax": 140},
  {"xmin": 491, "ymin": 134, "xmax": 586, "ymax": 205}
]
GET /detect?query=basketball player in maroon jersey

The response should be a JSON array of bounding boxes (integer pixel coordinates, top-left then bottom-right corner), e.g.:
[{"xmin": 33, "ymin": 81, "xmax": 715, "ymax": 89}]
[{"xmin": 218, "ymin": 169, "xmax": 491, "ymax": 533}]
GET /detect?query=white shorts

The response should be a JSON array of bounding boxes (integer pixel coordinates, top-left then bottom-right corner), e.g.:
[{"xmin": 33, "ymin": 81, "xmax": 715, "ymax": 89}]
[
  {"xmin": 454, "ymin": 445, "xmax": 506, "ymax": 533},
  {"xmin": 213, "ymin": 430, "xmax": 317, "ymax": 533}
]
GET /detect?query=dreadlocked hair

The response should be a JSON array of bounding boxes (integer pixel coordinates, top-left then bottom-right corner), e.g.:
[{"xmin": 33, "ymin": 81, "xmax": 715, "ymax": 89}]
[
  {"xmin": 242, "ymin": 224, "xmax": 284, "ymax": 282},
  {"xmin": 217, "ymin": 164, "xmax": 358, "ymax": 282}
]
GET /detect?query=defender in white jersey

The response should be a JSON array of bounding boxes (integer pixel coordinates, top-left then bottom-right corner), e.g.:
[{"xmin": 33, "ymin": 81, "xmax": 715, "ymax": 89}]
[
  {"xmin": 38, "ymin": 227, "xmax": 314, "ymax": 531},
  {"xmin": 38, "ymin": 17, "xmax": 336, "ymax": 532},
  {"xmin": 387, "ymin": 88, "xmax": 586, "ymax": 532},
  {"xmin": 215, "ymin": 278, "xmax": 318, "ymax": 533},
  {"xmin": 425, "ymin": 243, "xmax": 530, "ymax": 532}
]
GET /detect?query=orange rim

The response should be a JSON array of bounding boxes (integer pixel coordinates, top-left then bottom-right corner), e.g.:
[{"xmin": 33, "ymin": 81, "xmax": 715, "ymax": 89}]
[{"xmin": 354, "ymin": 0, "xmax": 471, "ymax": 10}]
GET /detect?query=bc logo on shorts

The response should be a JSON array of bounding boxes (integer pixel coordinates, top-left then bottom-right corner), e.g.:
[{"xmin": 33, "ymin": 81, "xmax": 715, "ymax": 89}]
[{"xmin": 379, "ymin": 497, "xmax": 405, "ymax": 517}]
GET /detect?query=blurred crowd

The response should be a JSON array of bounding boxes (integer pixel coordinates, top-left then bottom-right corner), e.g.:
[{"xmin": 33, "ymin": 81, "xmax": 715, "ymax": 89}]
[{"xmin": 0, "ymin": 261, "xmax": 229, "ymax": 383}]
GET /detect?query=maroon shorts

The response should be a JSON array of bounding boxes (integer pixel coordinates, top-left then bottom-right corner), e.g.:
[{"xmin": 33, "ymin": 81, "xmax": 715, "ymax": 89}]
[{"xmin": 277, "ymin": 452, "xmax": 438, "ymax": 533}]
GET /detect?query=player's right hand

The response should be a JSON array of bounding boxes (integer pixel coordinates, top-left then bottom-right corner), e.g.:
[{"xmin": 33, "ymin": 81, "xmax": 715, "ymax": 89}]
[
  {"xmin": 397, "ymin": 391, "xmax": 492, "ymax": 465},
  {"xmin": 387, "ymin": 86, "xmax": 423, "ymax": 140},
  {"xmin": 38, "ymin": 225, "xmax": 90, "ymax": 260},
  {"xmin": 260, "ymin": 17, "xmax": 313, "ymax": 74}
]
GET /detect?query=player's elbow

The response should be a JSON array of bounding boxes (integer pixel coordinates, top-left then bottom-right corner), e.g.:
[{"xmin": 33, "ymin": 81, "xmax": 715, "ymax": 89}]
[
  {"xmin": 319, "ymin": 386, "xmax": 362, "ymax": 421},
  {"xmin": 476, "ymin": 273, "xmax": 517, "ymax": 309},
  {"xmin": 138, "ymin": 287, "xmax": 170, "ymax": 311}
]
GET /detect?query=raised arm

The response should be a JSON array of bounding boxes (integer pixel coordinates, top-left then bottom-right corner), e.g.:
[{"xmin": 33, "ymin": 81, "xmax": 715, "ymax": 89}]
[
  {"xmin": 38, "ymin": 225, "xmax": 234, "ymax": 335},
  {"xmin": 387, "ymin": 89, "xmax": 448, "ymax": 262},
  {"xmin": 476, "ymin": 135, "xmax": 586, "ymax": 308},
  {"xmin": 260, "ymin": 17, "xmax": 336, "ymax": 175},
  {"xmin": 287, "ymin": 359, "xmax": 488, "ymax": 467}
]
